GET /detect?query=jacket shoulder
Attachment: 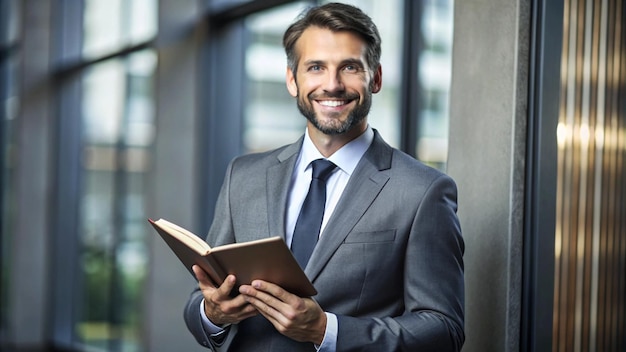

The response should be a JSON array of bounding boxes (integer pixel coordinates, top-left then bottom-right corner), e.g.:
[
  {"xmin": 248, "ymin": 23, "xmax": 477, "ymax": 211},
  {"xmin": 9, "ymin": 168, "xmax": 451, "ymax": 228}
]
[{"xmin": 230, "ymin": 140, "xmax": 301, "ymax": 171}]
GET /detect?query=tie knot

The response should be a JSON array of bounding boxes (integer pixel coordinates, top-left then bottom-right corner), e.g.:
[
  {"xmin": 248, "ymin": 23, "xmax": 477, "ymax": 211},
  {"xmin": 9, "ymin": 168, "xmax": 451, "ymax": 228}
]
[{"xmin": 311, "ymin": 159, "xmax": 336, "ymax": 181}]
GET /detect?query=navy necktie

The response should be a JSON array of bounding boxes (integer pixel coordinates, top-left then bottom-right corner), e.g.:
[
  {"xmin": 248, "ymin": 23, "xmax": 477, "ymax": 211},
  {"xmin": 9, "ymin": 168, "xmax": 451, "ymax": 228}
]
[{"xmin": 291, "ymin": 159, "xmax": 337, "ymax": 269}]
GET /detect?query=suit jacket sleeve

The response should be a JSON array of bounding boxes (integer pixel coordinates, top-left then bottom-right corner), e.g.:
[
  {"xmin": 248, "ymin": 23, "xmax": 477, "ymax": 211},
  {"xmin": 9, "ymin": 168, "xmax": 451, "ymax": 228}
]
[{"xmin": 334, "ymin": 173, "xmax": 464, "ymax": 351}]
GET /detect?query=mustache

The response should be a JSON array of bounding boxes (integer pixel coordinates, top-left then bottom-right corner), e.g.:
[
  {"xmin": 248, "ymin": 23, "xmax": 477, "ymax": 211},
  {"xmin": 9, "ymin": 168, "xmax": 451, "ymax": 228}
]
[{"xmin": 307, "ymin": 91, "xmax": 360, "ymax": 100}]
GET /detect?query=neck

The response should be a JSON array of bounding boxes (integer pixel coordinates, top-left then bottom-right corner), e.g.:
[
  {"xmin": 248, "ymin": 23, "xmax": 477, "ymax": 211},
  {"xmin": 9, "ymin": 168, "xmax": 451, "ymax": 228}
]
[{"xmin": 307, "ymin": 122, "xmax": 367, "ymax": 157}]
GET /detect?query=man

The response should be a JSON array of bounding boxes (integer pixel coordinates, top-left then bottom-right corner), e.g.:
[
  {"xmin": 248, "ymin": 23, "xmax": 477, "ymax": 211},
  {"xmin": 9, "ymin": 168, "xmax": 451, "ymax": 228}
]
[{"xmin": 184, "ymin": 3, "xmax": 464, "ymax": 351}]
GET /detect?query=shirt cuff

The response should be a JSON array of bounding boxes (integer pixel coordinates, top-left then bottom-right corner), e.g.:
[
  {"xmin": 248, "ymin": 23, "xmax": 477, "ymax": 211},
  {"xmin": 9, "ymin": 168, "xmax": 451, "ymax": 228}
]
[
  {"xmin": 200, "ymin": 298, "xmax": 229, "ymax": 335},
  {"xmin": 316, "ymin": 312, "xmax": 338, "ymax": 351}
]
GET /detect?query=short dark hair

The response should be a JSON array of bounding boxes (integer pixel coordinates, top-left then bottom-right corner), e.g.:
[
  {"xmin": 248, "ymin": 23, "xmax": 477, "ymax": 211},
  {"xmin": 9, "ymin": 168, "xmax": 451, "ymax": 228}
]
[{"xmin": 283, "ymin": 2, "xmax": 381, "ymax": 76}]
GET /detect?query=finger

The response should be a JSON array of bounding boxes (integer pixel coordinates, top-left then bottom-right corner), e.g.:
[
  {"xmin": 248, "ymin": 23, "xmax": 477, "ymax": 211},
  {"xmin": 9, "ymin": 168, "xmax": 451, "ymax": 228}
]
[
  {"xmin": 192, "ymin": 265, "xmax": 216, "ymax": 288},
  {"xmin": 217, "ymin": 275, "xmax": 238, "ymax": 298},
  {"xmin": 248, "ymin": 280, "xmax": 302, "ymax": 309},
  {"xmin": 239, "ymin": 304, "xmax": 261, "ymax": 319},
  {"xmin": 202, "ymin": 279, "xmax": 259, "ymax": 325},
  {"xmin": 240, "ymin": 284, "xmax": 292, "ymax": 325},
  {"xmin": 242, "ymin": 292, "xmax": 282, "ymax": 323}
]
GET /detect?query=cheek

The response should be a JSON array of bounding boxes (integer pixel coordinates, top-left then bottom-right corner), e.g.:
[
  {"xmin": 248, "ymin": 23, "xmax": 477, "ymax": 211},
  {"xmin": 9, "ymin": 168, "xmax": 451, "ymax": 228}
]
[
  {"xmin": 345, "ymin": 75, "xmax": 370, "ymax": 92},
  {"xmin": 297, "ymin": 77, "xmax": 321, "ymax": 92}
]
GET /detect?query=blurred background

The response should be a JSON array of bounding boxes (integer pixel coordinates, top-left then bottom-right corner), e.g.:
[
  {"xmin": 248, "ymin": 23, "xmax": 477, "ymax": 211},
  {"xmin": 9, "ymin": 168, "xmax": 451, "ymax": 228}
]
[{"xmin": 1, "ymin": 0, "xmax": 624, "ymax": 351}]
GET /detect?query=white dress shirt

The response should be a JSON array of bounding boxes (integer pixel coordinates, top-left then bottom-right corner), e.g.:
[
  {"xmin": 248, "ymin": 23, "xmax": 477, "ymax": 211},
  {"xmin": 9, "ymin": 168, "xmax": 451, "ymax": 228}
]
[{"xmin": 285, "ymin": 126, "xmax": 374, "ymax": 247}]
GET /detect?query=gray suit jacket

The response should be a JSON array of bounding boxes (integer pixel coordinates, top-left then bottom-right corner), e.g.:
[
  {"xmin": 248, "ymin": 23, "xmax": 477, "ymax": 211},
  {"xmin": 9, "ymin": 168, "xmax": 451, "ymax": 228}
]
[{"xmin": 184, "ymin": 130, "xmax": 465, "ymax": 351}]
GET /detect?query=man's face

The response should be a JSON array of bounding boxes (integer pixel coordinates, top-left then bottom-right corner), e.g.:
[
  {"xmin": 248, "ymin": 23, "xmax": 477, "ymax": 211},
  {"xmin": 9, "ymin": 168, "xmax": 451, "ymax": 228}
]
[{"xmin": 286, "ymin": 27, "xmax": 382, "ymax": 136}]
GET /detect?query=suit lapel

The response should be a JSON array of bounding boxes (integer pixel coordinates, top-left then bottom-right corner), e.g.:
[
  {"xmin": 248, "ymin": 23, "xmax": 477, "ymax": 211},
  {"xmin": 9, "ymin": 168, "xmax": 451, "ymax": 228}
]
[
  {"xmin": 306, "ymin": 131, "xmax": 393, "ymax": 280},
  {"xmin": 266, "ymin": 138, "xmax": 302, "ymax": 241}
]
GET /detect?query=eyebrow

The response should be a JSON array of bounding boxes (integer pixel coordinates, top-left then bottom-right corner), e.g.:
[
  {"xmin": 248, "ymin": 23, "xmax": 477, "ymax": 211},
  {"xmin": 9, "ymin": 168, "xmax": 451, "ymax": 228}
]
[
  {"xmin": 303, "ymin": 60, "xmax": 325, "ymax": 67},
  {"xmin": 340, "ymin": 58, "xmax": 365, "ymax": 68},
  {"xmin": 302, "ymin": 58, "xmax": 365, "ymax": 68}
]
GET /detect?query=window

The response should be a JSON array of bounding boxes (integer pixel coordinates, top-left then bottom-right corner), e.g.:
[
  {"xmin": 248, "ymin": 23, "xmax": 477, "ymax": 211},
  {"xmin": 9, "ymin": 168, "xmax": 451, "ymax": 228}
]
[
  {"xmin": 76, "ymin": 52, "xmax": 156, "ymax": 350},
  {"xmin": 243, "ymin": 2, "xmax": 310, "ymax": 152},
  {"xmin": 83, "ymin": 0, "xmax": 157, "ymax": 59},
  {"xmin": 52, "ymin": 1, "xmax": 157, "ymax": 350},
  {"xmin": 417, "ymin": 0, "xmax": 454, "ymax": 170}
]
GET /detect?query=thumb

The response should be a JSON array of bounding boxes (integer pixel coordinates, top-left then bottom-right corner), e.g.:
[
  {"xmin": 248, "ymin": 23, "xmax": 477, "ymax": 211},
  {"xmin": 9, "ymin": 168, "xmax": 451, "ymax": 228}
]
[{"xmin": 192, "ymin": 264, "xmax": 217, "ymax": 288}]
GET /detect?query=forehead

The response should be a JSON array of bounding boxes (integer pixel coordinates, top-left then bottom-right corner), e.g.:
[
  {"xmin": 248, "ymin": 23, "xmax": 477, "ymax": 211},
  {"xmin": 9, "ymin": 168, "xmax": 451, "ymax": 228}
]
[{"xmin": 295, "ymin": 26, "xmax": 367, "ymax": 64}]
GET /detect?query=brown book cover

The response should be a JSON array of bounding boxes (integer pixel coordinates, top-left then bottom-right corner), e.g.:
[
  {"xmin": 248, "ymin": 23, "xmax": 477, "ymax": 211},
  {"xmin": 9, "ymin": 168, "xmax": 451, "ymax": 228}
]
[{"xmin": 148, "ymin": 218, "xmax": 317, "ymax": 297}]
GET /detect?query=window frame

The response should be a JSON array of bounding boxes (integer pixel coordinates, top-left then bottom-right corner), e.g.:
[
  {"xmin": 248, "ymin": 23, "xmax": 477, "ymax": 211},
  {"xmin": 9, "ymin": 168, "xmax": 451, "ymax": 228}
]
[{"xmin": 521, "ymin": 0, "xmax": 563, "ymax": 350}]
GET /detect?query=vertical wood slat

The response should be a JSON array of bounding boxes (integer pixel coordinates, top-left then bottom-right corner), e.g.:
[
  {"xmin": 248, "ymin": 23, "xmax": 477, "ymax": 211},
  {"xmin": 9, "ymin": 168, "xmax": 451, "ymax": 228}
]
[{"xmin": 554, "ymin": 0, "xmax": 626, "ymax": 351}]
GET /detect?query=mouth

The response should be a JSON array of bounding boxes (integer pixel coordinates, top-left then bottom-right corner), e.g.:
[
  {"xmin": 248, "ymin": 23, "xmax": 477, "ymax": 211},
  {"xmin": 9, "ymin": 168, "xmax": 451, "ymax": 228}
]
[{"xmin": 316, "ymin": 99, "xmax": 351, "ymax": 108}]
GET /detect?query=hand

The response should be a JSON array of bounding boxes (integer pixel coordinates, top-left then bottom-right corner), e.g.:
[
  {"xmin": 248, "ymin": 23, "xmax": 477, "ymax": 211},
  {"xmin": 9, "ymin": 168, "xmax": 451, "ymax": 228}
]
[
  {"xmin": 192, "ymin": 265, "xmax": 258, "ymax": 325},
  {"xmin": 239, "ymin": 280, "xmax": 327, "ymax": 345}
]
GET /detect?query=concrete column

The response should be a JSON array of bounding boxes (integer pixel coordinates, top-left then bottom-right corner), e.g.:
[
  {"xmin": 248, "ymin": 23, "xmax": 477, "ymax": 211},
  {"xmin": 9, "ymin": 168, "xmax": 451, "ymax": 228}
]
[
  {"xmin": 143, "ymin": 0, "xmax": 206, "ymax": 351},
  {"xmin": 447, "ymin": 1, "xmax": 531, "ymax": 351},
  {"xmin": 7, "ymin": 0, "xmax": 52, "ymax": 349}
]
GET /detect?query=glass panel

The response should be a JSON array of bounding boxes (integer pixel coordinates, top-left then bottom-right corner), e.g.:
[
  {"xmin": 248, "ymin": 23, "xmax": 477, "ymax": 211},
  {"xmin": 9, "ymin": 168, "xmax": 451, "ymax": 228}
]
[
  {"xmin": 78, "ymin": 50, "xmax": 156, "ymax": 351},
  {"xmin": 83, "ymin": 0, "xmax": 157, "ymax": 59},
  {"xmin": 417, "ymin": 0, "xmax": 454, "ymax": 170},
  {"xmin": 243, "ymin": 2, "xmax": 310, "ymax": 153},
  {"xmin": 0, "ymin": 0, "xmax": 19, "ymax": 46},
  {"xmin": 0, "ymin": 0, "xmax": 20, "ymax": 337}
]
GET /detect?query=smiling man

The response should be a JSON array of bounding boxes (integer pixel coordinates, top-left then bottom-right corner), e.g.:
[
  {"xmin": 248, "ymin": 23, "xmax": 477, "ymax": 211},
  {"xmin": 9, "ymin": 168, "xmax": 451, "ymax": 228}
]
[
  {"xmin": 287, "ymin": 26, "xmax": 380, "ymax": 147},
  {"xmin": 184, "ymin": 3, "xmax": 465, "ymax": 351}
]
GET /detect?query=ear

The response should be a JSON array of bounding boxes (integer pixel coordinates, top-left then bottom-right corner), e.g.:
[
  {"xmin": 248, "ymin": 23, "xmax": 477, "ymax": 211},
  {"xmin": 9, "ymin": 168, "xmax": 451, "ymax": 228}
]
[
  {"xmin": 286, "ymin": 67, "xmax": 298, "ymax": 97},
  {"xmin": 371, "ymin": 65, "xmax": 383, "ymax": 93}
]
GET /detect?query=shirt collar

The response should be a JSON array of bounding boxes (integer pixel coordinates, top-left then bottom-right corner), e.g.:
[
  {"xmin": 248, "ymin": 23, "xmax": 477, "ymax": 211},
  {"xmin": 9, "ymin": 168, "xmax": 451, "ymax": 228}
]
[{"xmin": 298, "ymin": 125, "xmax": 374, "ymax": 176}]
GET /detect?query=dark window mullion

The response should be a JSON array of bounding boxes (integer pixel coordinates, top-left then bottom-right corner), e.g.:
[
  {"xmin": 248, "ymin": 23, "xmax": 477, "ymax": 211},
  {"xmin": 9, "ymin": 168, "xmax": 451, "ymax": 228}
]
[
  {"xmin": 54, "ymin": 40, "xmax": 154, "ymax": 78},
  {"xmin": 522, "ymin": 0, "xmax": 563, "ymax": 351},
  {"xmin": 49, "ymin": 0, "xmax": 84, "ymax": 348},
  {"xmin": 208, "ymin": 0, "xmax": 298, "ymax": 28},
  {"xmin": 399, "ymin": 0, "xmax": 422, "ymax": 157}
]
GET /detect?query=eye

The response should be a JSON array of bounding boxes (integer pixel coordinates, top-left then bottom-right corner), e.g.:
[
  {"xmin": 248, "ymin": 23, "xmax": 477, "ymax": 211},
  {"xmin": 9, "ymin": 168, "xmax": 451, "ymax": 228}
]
[
  {"xmin": 342, "ymin": 64, "xmax": 362, "ymax": 73},
  {"xmin": 308, "ymin": 65, "xmax": 322, "ymax": 72}
]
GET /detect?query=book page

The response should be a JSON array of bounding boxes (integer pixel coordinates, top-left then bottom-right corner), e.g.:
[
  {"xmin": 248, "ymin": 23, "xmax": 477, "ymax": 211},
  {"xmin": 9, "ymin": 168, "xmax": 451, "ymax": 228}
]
[{"xmin": 154, "ymin": 218, "xmax": 211, "ymax": 254}]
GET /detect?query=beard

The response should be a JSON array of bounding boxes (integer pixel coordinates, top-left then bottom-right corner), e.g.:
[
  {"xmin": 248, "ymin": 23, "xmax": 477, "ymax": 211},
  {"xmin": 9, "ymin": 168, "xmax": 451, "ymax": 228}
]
[{"xmin": 296, "ymin": 88, "xmax": 372, "ymax": 135}]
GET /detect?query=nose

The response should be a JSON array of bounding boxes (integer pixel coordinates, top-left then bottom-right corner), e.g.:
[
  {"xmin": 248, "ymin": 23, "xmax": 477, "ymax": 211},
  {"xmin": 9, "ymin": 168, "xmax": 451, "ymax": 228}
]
[{"xmin": 323, "ymin": 69, "xmax": 345, "ymax": 93}]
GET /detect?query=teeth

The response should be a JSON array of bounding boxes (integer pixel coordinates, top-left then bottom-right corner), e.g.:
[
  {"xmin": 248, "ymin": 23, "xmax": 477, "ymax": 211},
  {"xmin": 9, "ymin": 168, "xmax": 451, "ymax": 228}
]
[{"xmin": 318, "ymin": 100, "xmax": 346, "ymax": 107}]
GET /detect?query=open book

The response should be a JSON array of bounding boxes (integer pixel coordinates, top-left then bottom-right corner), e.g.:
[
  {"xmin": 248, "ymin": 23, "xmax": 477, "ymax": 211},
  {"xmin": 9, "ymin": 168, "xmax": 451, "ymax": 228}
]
[{"xmin": 148, "ymin": 218, "xmax": 317, "ymax": 297}]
